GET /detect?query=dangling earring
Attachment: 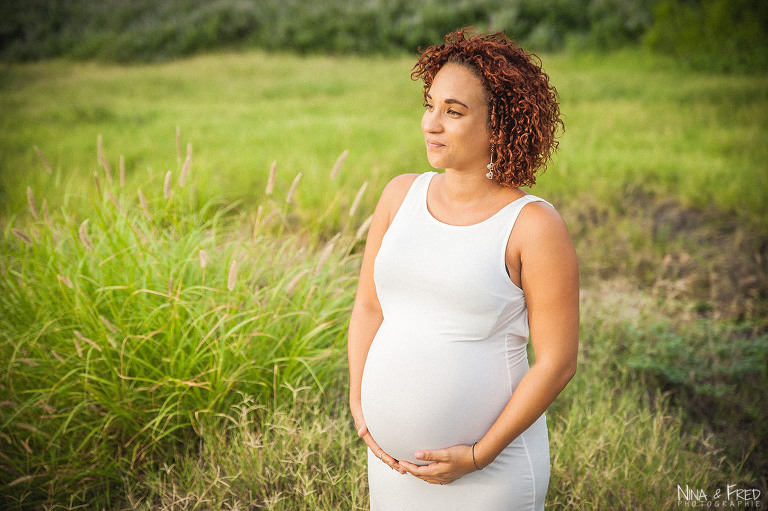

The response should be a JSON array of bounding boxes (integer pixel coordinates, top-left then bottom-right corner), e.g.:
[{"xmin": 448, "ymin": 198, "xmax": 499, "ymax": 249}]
[{"xmin": 486, "ymin": 149, "xmax": 494, "ymax": 180}]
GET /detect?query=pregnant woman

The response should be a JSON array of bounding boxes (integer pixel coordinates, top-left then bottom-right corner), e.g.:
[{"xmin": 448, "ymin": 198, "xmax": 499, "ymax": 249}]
[{"xmin": 347, "ymin": 28, "xmax": 579, "ymax": 510}]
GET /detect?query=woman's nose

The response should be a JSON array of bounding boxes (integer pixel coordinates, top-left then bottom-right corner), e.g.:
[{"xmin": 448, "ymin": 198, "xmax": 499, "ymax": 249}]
[{"xmin": 422, "ymin": 109, "xmax": 442, "ymax": 133}]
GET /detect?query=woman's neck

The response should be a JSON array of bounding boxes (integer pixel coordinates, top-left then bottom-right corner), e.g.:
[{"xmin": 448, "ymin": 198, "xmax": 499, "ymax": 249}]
[{"xmin": 440, "ymin": 167, "xmax": 499, "ymax": 205}]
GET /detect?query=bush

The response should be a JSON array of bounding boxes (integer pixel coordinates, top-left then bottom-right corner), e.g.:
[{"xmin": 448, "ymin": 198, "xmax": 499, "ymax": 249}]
[
  {"xmin": 645, "ymin": 0, "xmax": 768, "ymax": 72},
  {"xmin": 0, "ymin": 0, "xmax": 658, "ymax": 63}
]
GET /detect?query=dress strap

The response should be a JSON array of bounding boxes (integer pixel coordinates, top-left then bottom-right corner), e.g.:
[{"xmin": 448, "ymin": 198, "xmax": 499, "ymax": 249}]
[
  {"xmin": 498, "ymin": 195, "xmax": 550, "ymax": 247},
  {"xmin": 387, "ymin": 172, "xmax": 435, "ymax": 230},
  {"xmin": 399, "ymin": 172, "xmax": 434, "ymax": 216}
]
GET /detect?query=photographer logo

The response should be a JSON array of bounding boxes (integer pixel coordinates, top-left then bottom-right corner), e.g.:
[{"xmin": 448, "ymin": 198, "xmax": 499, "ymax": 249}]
[{"xmin": 677, "ymin": 484, "xmax": 762, "ymax": 507}]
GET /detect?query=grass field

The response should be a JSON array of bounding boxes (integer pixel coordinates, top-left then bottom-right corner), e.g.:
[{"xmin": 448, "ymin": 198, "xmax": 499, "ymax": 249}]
[
  {"xmin": 2, "ymin": 49, "xmax": 768, "ymax": 228},
  {"xmin": 1, "ymin": 49, "xmax": 766, "ymax": 509}
]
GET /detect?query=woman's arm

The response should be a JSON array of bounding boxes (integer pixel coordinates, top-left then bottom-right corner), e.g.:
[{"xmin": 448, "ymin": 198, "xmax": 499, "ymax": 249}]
[
  {"xmin": 399, "ymin": 201, "xmax": 579, "ymax": 483},
  {"xmin": 348, "ymin": 174, "xmax": 418, "ymax": 474},
  {"xmin": 472, "ymin": 201, "xmax": 579, "ymax": 466}
]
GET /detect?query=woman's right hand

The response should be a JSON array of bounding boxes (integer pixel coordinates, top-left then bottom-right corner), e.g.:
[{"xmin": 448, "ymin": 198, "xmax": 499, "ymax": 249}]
[{"xmin": 351, "ymin": 404, "xmax": 406, "ymax": 474}]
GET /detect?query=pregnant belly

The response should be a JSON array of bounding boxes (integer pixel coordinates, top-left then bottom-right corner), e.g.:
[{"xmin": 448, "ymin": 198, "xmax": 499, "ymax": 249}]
[{"xmin": 360, "ymin": 322, "xmax": 515, "ymax": 465}]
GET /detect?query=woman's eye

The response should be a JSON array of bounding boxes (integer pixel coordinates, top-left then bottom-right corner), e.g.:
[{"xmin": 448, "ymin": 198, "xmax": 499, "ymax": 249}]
[{"xmin": 448, "ymin": 109, "xmax": 462, "ymax": 117}]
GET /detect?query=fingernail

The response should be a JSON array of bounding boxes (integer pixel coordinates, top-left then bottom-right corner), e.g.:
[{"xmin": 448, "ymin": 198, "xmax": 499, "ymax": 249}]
[
  {"xmin": 357, "ymin": 427, "xmax": 365, "ymax": 436},
  {"xmin": 415, "ymin": 451, "xmax": 423, "ymax": 459}
]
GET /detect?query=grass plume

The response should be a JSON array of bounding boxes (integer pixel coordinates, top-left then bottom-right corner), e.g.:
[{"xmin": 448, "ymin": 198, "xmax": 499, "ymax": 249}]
[
  {"xmin": 78, "ymin": 218, "xmax": 93, "ymax": 250},
  {"xmin": 92, "ymin": 171, "xmax": 102, "ymax": 199},
  {"xmin": 33, "ymin": 145, "xmax": 53, "ymax": 174},
  {"xmin": 57, "ymin": 274, "xmax": 73, "ymax": 289},
  {"xmin": 286, "ymin": 172, "xmax": 302, "ymax": 204},
  {"xmin": 180, "ymin": 143, "xmax": 192, "ymax": 187},
  {"xmin": 11, "ymin": 228, "xmax": 32, "ymax": 245},
  {"xmin": 164, "ymin": 170, "xmax": 172, "ymax": 199},
  {"xmin": 330, "ymin": 149, "xmax": 348, "ymax": 179},
  {"xmin": 97, "ymin": 134, "xmax": 113, "ymax": 184},
  {"xmin": 42, "ymin": 199, "xmax": 51, "ymax": 225},
  {"xmin": 266, "ymin": 160, "xmax": 277, "ymax": 196},
  {"xmin": 348, "ymin": 181, "xmax": 368, "ymax": 218},
  {"xmin": 227, "ymin": 256, "xmax": 240, "ymax": 291},
  {"xmin": 137, "ymin": 188, "xmax": 152, "ymax": 220},
  {"xmin": 176, "ymin": 125, "xmax": 182, "ymax": 161},
  {"xmin": 26, "ymin": 186, "xmax": 38, "ymax": 220}
]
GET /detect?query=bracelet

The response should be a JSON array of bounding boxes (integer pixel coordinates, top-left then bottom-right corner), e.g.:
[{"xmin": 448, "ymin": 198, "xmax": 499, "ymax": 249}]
[{"xmin": 472, "ymin": 441, "xmax": 482, "ymax": 470}]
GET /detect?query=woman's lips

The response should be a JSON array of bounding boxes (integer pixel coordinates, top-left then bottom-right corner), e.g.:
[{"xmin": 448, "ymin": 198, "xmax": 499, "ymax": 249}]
[{"xmin": 425, "ymin": 139, "xmax": 444, "ymax": 148}]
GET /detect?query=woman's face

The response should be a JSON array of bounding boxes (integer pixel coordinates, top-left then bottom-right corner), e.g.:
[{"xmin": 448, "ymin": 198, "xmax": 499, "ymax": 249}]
[{"xmin": 421, "ymin": 62, "xmax": 491, "ymax": 174}]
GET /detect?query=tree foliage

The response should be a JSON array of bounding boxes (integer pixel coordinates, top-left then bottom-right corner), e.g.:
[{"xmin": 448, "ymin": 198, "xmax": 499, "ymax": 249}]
[
  {"xmin": 645, "ymin": 0, "xmax": 768, "ymax": 72},
  {"xmin": 1, "ymin": 0, "xmax": 655, "ymax": 60},
  {"xmin": 1, "ymin": 0, "xmax": 765, "ymax": 71}
]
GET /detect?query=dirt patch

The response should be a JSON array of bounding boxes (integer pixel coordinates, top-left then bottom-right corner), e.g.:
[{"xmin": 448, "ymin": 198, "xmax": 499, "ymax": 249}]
[{"xmin": 564, "ymin": 189, "xmax": 768, "ymax": 323}]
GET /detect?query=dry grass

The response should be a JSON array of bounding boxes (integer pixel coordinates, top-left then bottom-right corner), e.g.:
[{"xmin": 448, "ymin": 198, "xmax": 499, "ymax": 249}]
[
  {"xmin": 563, "ymin": 189, "xmax": 768, "ymax": 323},
  {"xmin": 124, "ymin": 391, "xmax": 369, "ymax": 511}
]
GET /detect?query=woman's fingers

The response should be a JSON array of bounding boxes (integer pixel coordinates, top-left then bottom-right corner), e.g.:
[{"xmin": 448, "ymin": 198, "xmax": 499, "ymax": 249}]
[
  {"xmin": 354, "ymin": 424, "xmax": 406, "ymax": 475},
  {"xmin": 415, "ymin": 448, "xmax": 448, "ymax": 462},
  {"xmin": 399, "ymin": 459, "xmax": 442, "ymax": 481},
  {"xmin": 351, "ymin": 409, "xmax": 367, "ymax": 437},
  {"xmin": 351, "ymin": 408, "xmax": 406, "ymax": 475},
  {"xmin": 380, "ymin": 451, "xmax": 407, "ymax": 474},
  {"xmin": 397, "ymin": 459, "xmax": 421, "ymax": 474},
  {"xmin": 399, "ymin": 445, "xmax": 475, "ymax": 484},
  {"xmin": 359, "ymin": 431, "xmax": 379, "ymax": 454},
  {"xmin": 399, "ymin": 460, "xmax": 453, "ymax": 484},
  {"xmin": 399, "ymin": 459, "xmax": 435, "ymax": 475}
]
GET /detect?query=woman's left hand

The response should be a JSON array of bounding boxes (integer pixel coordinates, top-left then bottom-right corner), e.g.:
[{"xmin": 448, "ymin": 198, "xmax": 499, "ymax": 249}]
[{"xmin": 398, "ymin": 444, "xmax": 478, "ymax": 485}]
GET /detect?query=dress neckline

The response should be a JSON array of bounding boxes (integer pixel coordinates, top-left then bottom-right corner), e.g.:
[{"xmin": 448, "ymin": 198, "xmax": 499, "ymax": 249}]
[{"xmin": 423, "ymin": 172, "xmax": 530, "ymax": 228}]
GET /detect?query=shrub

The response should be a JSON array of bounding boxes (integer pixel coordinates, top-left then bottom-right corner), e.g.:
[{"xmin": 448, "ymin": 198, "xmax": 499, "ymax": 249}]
[{"xmin": 1, "ymin": 0, "xmax": 659, "ymax": 63}]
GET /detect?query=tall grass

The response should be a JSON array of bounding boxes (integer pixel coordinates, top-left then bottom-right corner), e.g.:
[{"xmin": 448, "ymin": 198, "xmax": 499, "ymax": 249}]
[
  {"xmin": 0, "ymin": 145, "xmax": 365, "ymax": 506},
  {"xmin": 123, "ymin": 392, "xmax": 370, "ymax": 510}
]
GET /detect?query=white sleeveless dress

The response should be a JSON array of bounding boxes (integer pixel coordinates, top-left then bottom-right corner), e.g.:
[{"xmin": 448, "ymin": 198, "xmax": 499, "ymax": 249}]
[{"xmin": 360, "ymin": 171, "xmax": 550, "ymax": 510}]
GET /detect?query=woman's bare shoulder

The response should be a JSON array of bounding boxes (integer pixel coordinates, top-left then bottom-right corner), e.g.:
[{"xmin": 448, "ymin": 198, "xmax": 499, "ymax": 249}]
[
  {"xmin": 518, "ymin": 199, "xmax": 565, "ymax": 226},
  {"xmin": 515, "ymin": 200, "xmax": 576, "ymax": 260},
  {"xmin": 381, "ymin": 173, "xmax": 420, "ymax": 199},
  {"xmin": 376, "ymin": 173, "xmax": 421, "ymax": 220}
]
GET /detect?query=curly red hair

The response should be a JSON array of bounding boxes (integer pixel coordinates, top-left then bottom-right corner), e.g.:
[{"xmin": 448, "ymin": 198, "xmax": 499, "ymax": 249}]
[{"xmin": 411, "ymin": 27, "xmax": 563, "ymax": 188}]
